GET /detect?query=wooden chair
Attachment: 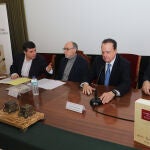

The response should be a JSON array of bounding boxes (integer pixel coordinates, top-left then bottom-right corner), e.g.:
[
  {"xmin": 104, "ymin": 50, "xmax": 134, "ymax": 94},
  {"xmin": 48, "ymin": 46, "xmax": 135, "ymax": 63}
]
[
  {"xmin": 76, "ymin": 50, "xmax": 91, "ymax": 63},
  {"xmin": 39, "ymin": 53, "xmax": 56, "ymax": 65},
  {"xmin": 120, "ymin": 53, "xmax": 141, "ymax": 89},
  {"xmin": 38, "ymin": 53, "xmax": 56, "ymax": 78}
]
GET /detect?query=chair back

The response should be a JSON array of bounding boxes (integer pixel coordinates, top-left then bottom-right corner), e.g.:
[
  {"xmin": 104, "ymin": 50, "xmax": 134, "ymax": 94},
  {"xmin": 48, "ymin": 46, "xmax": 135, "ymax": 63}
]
[
  {"xmin": 39, "ymin": 53, "xmax": 56, "ymax": 65},
  {"xmin": 120, "ymin": 53, "xmax": 141, "ymax": 88},
  {"xmin": 76, "ymin": 50, "xmax": 91, "ymax": 63},
  {"xmin": 38, "ymin": 53, "xmax": 56, "ymax": 78}
]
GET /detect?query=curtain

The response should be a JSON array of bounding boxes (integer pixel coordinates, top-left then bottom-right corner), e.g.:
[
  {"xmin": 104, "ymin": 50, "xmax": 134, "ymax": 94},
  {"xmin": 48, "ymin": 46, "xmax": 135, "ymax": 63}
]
[{"xmin": 0, "ymin": 0, "xmax": 28, "ymax": 56}]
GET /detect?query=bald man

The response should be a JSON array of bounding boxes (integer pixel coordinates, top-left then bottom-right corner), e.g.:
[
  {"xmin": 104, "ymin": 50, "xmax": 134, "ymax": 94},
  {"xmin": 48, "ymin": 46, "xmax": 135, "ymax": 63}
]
[{"xmin": 56, "ymin": 41, "xmax": 89, "ymax": 82}]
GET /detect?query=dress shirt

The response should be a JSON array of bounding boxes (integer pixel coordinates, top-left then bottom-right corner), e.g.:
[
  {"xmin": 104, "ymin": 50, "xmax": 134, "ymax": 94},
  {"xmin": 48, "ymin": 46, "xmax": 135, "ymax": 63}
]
[
  {"xmin": 21, "ymin": 57, "xmax": 32, "ymax": 77},
  {"xmin": 105, "ymin": 56, "xmax": 115, "ymax": 73},
  {"xmin": 104, "ymin": 56, "xmax": 120, "ymax": 96}
]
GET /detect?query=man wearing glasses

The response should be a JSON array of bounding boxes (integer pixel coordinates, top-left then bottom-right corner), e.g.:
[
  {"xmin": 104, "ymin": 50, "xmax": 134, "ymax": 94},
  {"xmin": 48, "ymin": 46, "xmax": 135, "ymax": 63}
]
[{"xmin": 56, "ymin": 41, "xmax": 89, "ymax": 82}]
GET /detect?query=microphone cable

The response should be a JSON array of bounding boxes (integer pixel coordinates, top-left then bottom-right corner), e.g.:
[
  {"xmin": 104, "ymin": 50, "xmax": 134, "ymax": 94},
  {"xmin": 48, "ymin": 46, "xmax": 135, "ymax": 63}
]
[{"xmin": 93, "ymin": 107, "xmax": 134, "ymax": 122}]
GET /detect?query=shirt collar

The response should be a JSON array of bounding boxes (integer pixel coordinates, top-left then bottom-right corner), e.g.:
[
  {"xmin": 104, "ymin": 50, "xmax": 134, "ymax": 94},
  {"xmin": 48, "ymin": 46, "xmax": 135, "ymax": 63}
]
[
  {"xmin": 68, "ymin": 54, "xmax": 77, "ymax": 61},
  {"xmin": 106, "ymin": 55, "xmax": 116, "ymax": 67},
  {"xmin": 24, "ymin": 56, "xmax": 32, "ymax": 62}
]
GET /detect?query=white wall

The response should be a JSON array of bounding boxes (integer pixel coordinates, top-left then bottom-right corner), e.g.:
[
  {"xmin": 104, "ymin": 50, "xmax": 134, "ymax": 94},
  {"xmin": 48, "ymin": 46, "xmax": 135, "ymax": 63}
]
[
  {"xmin": 24, "ymin": 0, "xmax": 150, "ymax": 55},
  {"xmin": 0, "ymin": 4, "xmax": 13, "ymax": 74}
]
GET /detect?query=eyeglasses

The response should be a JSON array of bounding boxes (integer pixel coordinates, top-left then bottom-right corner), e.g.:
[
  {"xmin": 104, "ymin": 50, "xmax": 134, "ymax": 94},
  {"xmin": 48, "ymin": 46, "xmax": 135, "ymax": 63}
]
[{"xmin": 63, "ymin": 47, "xmax": 74, "ymax": 51}]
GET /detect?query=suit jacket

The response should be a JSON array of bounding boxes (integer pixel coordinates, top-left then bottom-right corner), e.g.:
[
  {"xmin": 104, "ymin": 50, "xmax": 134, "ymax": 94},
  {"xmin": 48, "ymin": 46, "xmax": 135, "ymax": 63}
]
[
  {"xmin": 85, "ymin": 54, "xmax": 131, "ymax": 96},
  {"xmin": 10, "ymin": 53, "xmax": 48, "ymax": 78},
  {"xmin": 143, "ymin": 59, "xmax": 150, "ymax": 81},
  {"xmin": 56, "ymin": 55, "xmax": 89, "ymax": 82}
]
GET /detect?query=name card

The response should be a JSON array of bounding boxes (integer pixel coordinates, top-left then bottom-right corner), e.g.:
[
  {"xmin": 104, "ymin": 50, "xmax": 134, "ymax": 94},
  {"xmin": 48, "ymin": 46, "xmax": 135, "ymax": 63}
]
[
  {"xmin": 65, "ymin": 101, "xmax": 85, "ymax": 113},
  {"xmin": 8, "ymin": 88, "xmax": 19, "ymax": 98}
]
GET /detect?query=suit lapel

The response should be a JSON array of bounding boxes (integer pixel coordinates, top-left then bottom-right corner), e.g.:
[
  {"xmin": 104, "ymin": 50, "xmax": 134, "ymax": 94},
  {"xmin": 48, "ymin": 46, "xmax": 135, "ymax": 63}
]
[
  {"xmin": 109, "ymin": 54, "xmax": 119, "ymax": 84},
  {"xmin": 29, "ymin": 59, "xmax": 35, "ymax": 77},
  {"xmin": 18, "ymin": 54, "xmax": 25, "ymax": 76},
  {"xmin": 67, "ymin": 56, "xmax": 78, "ymax": 79}
]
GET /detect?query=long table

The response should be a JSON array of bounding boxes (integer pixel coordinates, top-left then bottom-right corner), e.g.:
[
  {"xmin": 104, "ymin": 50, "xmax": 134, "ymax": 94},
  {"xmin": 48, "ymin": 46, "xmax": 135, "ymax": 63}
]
[{"xmin": 0, "ymin": 81, "xmax": 150, "ymax": 150}]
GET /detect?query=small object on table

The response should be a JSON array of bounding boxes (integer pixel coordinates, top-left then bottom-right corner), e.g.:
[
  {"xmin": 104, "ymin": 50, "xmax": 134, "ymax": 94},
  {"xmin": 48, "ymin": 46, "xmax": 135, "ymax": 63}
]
[
  {"xmin": 0, "ymin": 75, "xmax": 7, "ymax": 79},
  {"xmin": 3, "ymin": 100, "xmax": 19, "ymax": 113},
  {"xmin": 19, "ymin": 104, "xmax": 36, "ymax": 118}
]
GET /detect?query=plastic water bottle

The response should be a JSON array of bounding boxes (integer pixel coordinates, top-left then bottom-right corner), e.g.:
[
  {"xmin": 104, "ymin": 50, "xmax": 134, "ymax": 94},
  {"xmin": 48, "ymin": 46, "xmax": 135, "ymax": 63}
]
[{"xmin": 31, "ymin": 76, "xmax": 39, "ymax": 96}]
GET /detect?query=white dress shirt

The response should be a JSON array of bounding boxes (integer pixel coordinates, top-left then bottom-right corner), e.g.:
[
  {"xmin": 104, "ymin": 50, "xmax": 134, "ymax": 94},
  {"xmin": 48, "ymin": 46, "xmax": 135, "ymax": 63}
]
[{"xmin": 21, "ymin": 57, "xmax": 32, "ymax": 77}]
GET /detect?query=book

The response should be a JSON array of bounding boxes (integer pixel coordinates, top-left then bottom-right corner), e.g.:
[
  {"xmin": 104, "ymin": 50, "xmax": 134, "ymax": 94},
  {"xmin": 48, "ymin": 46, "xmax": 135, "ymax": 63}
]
[{"xmin": 134, "ymin": 98, "xmax": 150, "ymax": 147}]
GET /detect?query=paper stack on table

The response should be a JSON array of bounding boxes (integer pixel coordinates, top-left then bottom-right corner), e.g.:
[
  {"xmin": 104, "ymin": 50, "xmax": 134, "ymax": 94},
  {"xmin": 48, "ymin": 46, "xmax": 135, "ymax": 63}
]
[
  {"xmin": 37, "ymin": 78, "xmax": 65, "ymax": 90},
  {"xmin": 0, "ymin": 77, "xmax": 31, "ymax": 85}
]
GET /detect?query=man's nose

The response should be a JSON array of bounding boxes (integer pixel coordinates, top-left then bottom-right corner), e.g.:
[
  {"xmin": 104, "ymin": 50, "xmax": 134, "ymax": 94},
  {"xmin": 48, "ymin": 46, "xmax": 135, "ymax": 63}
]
[{"xmin": 103, "ymin": 53, "xmax": 107, "ymax": 57}]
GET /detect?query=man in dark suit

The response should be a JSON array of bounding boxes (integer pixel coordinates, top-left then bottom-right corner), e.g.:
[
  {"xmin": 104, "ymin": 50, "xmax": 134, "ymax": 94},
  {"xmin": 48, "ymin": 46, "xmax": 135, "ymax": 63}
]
[
  {"xmin": 82, "ymin": 38, "xmax": 131, "ymax": 104},
  {"xmin": 10, "ymin": 41, "xmax": 52, "ymax": 79},
  {"xmin": 56, "ymin": 41, "xmax": 89, "ymax": 82},
  {"xmin": 142, "ymin": 60, "xmax": 150, "ymax": 95}
]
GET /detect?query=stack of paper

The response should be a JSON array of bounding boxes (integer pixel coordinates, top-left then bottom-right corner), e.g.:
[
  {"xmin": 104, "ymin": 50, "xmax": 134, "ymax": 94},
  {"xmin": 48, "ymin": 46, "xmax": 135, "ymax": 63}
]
[
  {"xmin": 7, "ymin": 84, "xmax": 31, "ymax": 94},
  {"xmin": 37, "ymin": 78, "xmax": 65, "ymax": 90},
  {"xmin": 0, "ymin": 77, "xmax": 30, "ymax": 85},
  {"xmin": 1, "ymin": 78, "xmax": 65, "ymax": 91}
]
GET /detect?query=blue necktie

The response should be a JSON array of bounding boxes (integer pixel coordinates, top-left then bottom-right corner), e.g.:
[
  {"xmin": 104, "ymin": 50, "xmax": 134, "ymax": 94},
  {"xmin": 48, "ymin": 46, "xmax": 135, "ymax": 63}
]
[{"xmin": 104, "ymin": 63, "xmax": 111, "ymax": 86}]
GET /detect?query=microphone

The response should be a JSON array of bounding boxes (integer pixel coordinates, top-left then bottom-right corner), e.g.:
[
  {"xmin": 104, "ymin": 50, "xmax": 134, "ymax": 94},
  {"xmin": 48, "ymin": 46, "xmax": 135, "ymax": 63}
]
[
  {"xmin": 90, "ymin": 89, "xmax": 102, "ymax": 106},
  {"xmin": 90, "ymin": 65, "xmax": 104, "ymax": 107}
]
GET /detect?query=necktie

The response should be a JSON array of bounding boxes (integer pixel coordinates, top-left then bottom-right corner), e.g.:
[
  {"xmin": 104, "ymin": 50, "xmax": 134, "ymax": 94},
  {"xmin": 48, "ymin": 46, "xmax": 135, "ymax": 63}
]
[{"xmin": 104, "ymin": 63, "xmax": 111, "ymax": 86}]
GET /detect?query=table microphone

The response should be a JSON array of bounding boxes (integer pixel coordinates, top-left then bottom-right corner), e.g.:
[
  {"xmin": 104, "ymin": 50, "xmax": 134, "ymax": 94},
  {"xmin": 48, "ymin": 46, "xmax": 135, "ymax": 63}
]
[
  {"xmin": 90, "ymin": 65, "xmax": 104, "ymax": 107},
  {"xmin": 90, "ymin": 89, "xmax": 102, "ymax": 106}
]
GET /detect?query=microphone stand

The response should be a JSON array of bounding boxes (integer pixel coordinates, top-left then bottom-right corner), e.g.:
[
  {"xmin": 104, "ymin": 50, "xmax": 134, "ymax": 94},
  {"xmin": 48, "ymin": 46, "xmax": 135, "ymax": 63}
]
[
  {"xmin": 90, "ymin": 86, "xmax": 102, "ymax": 107},
  {"xmin": 90, "ymin": 65, "xmax": 104, "ymax": 107}
]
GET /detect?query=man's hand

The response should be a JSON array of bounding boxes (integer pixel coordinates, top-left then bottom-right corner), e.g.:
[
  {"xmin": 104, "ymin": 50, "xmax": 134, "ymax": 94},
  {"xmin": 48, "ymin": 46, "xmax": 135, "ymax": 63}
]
[
  {"xmin": 11, "ymin": 73, "xmax": 19, "ymax": 79},
  {"xmin": 99, "ymin": 91, "xmax": 115, "ymax": 104},
  {"xmin": 82, "ymin": 83, "xmax": 95, "ymax": 95},
  {"xmin": 46, "ymin": 62, "xmax": 53, "ymax": 72},
  {"xmin": 142, "ymin": 80, "xmax": 150, "ymax": 95}
]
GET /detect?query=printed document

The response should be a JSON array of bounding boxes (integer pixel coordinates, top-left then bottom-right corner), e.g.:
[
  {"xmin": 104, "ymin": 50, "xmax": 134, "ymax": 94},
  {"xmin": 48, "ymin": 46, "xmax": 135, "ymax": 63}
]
[{"xmin": 38, "ymin": 79, "xmax": 65, "ymax": 90}]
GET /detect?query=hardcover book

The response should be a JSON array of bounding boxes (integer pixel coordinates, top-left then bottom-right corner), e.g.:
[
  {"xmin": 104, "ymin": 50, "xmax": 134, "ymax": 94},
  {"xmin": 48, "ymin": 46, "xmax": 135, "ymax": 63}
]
[{"xmin": 134, "ymin": 98, "xmax": 150, "ymax": 147}]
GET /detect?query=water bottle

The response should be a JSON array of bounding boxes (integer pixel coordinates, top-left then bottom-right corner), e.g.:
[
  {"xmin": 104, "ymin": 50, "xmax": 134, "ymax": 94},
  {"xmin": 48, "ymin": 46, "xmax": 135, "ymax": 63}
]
[{"xmin": 31, "ymin": 76, "xmax": 39, "ymax": 96}]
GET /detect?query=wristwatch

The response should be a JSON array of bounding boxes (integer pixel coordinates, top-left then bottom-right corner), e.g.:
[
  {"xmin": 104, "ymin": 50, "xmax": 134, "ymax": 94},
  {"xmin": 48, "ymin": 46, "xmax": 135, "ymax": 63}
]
[{"xmin": 111, "ymin": 89, "xmax": 117, "ymax": 97}]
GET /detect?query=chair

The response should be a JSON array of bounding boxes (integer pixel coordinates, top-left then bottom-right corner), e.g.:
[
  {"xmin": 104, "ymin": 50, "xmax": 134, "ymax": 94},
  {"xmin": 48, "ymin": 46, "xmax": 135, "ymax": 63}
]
[
  {"xmin": 120, "ymin": 53, "xmax": 141, "ymax": 88},
  {"xmin": 38, "ymin": 53, "xmax": 56, "ymax": 78},
  {"xmin": 76, "ymin": 50, "xmax": 91, "ymax": 63},
  {"xmin": 39, "ymin": 53, "xmax": 56, "ymax": 66}
]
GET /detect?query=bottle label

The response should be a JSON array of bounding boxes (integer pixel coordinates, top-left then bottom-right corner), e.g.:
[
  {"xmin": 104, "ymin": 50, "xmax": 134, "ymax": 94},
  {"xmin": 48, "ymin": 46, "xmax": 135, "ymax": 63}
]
[{"xmin": 32, "ymin": 82, "xmax": 38, "ymax": 86}]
